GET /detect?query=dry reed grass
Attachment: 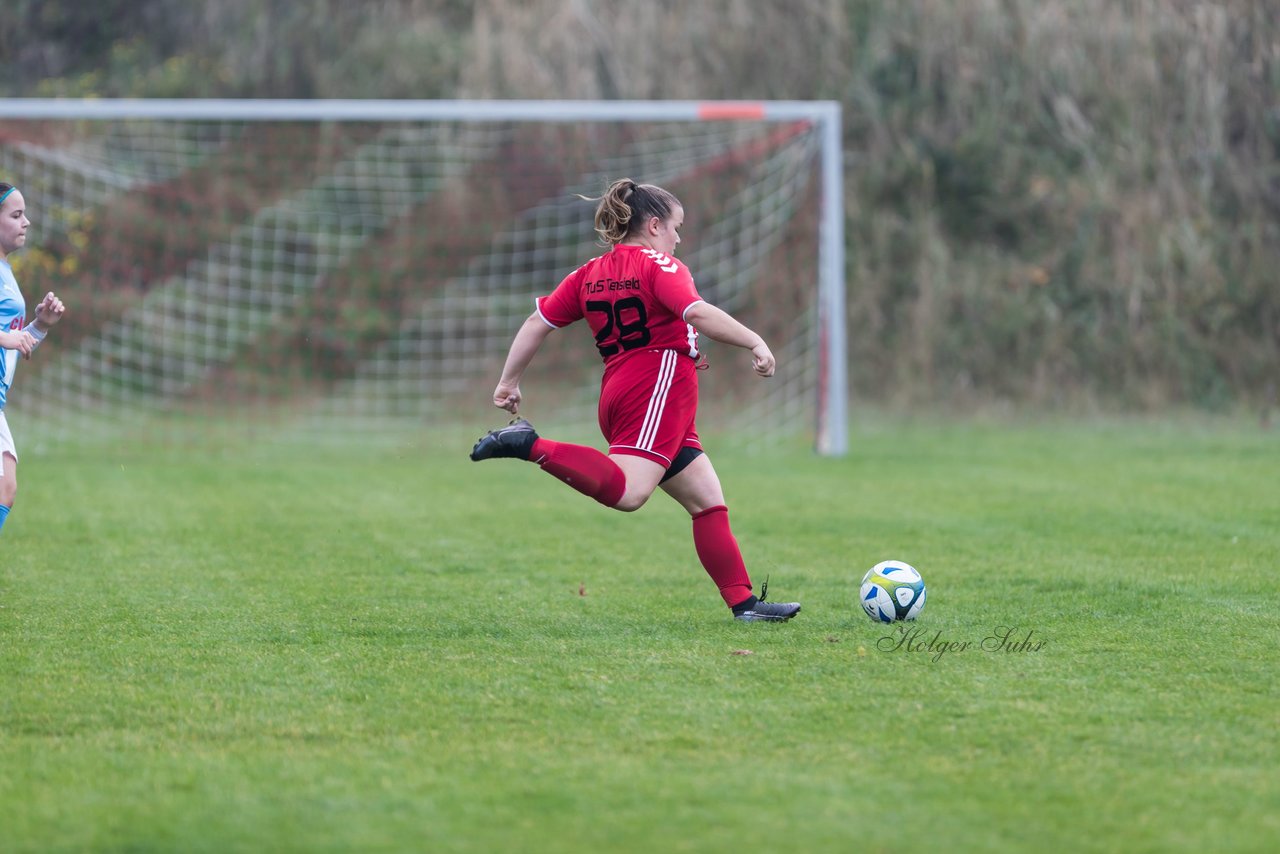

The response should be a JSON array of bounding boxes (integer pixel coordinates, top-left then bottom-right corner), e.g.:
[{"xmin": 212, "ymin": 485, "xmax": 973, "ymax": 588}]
[{"xmin": 4, "ymin": 0, "xmax": 1276, "ymax": 408}]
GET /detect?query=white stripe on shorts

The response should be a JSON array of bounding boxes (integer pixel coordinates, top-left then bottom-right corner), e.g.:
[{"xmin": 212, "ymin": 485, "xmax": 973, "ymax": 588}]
[{"xmin": 636, "ymin": 350, "xmax": 677, "ymax": 452}]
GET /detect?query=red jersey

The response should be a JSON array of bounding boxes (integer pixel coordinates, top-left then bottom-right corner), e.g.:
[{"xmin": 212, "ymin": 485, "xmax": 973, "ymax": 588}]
[{"xmin": 535, "ymin": 244, "xmax": 703, "ymax": 366}]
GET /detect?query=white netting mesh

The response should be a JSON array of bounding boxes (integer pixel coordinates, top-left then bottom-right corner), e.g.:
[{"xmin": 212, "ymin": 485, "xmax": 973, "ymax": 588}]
[{"xmin": 3, "ymin": 113, "xmax": 825, "ymax": 450}]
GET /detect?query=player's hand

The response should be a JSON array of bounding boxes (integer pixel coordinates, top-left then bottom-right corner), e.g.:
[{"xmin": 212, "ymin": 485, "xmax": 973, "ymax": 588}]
[
  {"xmin": 493, "ymin": 381, "xmax": 522, "ymax": 414},
  {"xmin": 0, "ymin": 329, "xmax": 37, "ymax": 358},
  {"xmin": 35, "ymin": 292, "xmax": 66, "ymax": 326},
  {"xmin": 751, "ymin": 342, "xmax": 776, "ymax": 378}
]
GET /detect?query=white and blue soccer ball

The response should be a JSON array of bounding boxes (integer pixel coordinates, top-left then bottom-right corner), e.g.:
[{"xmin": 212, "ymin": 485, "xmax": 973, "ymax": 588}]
[{"xmin": 860, "ymin": 560, "xmax": 927, "ymax": 623}]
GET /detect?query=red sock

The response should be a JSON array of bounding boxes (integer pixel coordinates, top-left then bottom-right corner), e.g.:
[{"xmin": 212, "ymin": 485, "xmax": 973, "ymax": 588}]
[
  {"xmin": 691, "ymin": 505, "xmax": 753, "ymax": 607},
  {"xmin": 530, "ymin": 438, "xmax": 626, "ymax": 508}
]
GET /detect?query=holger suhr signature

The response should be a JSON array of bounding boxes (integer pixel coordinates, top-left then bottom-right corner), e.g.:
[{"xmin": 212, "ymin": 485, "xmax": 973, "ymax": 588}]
[{"xmin": 877, "ymin": 625, "xmax": 1045, "ymax": 662}]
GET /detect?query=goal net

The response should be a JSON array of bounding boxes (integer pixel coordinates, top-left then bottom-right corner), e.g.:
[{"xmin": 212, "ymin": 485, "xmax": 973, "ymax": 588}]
[{"xmin": 0, "ymin": 100, "xmax": 845, "ymax": 454}]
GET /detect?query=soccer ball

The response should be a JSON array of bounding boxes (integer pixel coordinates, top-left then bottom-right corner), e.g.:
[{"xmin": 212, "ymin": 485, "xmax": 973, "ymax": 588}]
[{"xmin": 860, "ymin": 560, "xmax": 927, "ymax": 623}]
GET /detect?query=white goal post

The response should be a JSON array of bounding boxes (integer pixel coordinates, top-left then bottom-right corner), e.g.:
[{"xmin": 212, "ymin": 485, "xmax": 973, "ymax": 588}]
[{"xmin": 0, "ymin": 98, "xmax": 846, "ymax": 455}]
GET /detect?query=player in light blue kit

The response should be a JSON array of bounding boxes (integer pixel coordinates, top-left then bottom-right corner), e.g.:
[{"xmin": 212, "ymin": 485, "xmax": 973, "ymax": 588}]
[{"xmin": 0, "ymin": 182, "xmax": 68, "ymax": 535}]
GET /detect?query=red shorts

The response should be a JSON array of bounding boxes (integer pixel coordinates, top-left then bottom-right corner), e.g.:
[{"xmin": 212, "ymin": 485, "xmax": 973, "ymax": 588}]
[{"xmin": 598, "ymin": 349, "xmax": 701, "ymax": 467}]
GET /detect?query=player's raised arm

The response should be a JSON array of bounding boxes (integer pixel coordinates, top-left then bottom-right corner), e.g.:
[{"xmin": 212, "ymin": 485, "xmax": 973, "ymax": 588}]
[
  {"xmin": 491, "ymin": 311, "xmax": 556, "ymax": 413},
  {"xmin": 32, "ymin": 291, "xmax": 66, "ymax": 332},
  {"xmin": 0, "ymin": 329, "xmax": 36, "ymax": 357},
  {"xmin": 683, "ymin": 301, "xmax": 775, "ymax": 377}
]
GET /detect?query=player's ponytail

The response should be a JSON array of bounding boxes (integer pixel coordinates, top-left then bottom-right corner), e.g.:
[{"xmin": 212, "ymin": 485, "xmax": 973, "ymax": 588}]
[{"xmin": 580, "ymin": 178, "xmax": 681, "ymax": 246}]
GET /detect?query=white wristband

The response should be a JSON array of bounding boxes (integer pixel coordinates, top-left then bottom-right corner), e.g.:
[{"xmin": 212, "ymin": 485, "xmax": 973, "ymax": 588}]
[{"xmin": 26, "ymin": 324, "xmax": 47, "ymax": 343}]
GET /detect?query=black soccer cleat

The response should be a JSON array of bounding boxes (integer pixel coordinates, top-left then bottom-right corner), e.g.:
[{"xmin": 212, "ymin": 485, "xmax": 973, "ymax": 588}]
[
  {"xmin": 732, "ymin": 578, "xmax": 800, "ymax": 622},
  {"xmin": 470, "ymin": 418, "xmax": 539, "ymax": 462},
  {"xmin": 733, "ymin": 599, "xmax": 802, "ymax": 622}
]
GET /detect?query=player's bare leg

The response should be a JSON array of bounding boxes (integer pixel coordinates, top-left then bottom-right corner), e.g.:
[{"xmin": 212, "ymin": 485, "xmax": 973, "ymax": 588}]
[
  {"xmin": 604, "ymin": 454, "xmax": 665, "ymax": 512},
  {"xmin": 0, "ymin": 452, "xmax": 17, "ymax": 534}
]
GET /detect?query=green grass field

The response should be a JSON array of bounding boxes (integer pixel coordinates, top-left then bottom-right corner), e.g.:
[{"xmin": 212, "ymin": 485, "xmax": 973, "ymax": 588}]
[{"xmin": 2, "ymin": 417, "xmax": 1276, "ymax": 853}]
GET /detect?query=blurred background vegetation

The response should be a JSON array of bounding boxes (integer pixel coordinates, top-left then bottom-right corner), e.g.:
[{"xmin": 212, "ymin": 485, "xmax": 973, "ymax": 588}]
[{"xmin": 2, "ymin": 0, "xmax": 1277, "ymax": 414}]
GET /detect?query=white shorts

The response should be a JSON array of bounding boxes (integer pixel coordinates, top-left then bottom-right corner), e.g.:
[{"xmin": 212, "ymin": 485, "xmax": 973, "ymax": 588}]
[{"xmin": 0, "ymin": 411, "xmax": 15, "ymax": 475}]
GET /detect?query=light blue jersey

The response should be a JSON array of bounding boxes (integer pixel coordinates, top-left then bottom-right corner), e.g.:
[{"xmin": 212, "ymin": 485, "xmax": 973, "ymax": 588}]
[{"xmin": 0, "ymin": 258, "xmax": 27, "ymax": 411}]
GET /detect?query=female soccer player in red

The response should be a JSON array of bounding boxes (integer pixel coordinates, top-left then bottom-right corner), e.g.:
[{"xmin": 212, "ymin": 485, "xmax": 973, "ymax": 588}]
[{"xmin": 471, "ymin": 178, "xmax": 800, "ymax": 622}]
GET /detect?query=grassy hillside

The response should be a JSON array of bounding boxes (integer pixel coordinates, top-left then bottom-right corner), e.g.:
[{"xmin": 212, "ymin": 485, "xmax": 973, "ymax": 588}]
[{"xmin": 3, "ymin": 0, "xmax": 1277, "ymax": 411}]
